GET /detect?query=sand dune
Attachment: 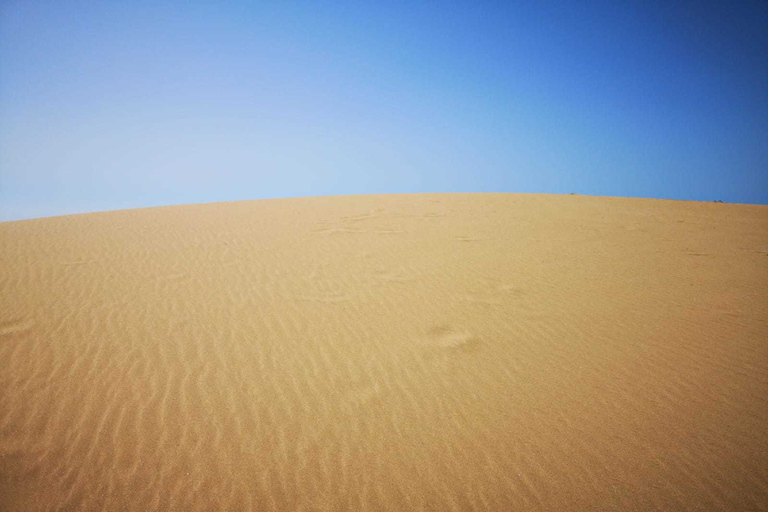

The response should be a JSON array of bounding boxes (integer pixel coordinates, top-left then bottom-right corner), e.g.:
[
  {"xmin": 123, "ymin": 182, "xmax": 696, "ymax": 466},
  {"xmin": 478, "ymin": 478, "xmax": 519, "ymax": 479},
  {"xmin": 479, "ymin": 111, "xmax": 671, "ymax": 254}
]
[{"xmin": 1, "ymin": 193, "xmax": 766, "ymax": 511}]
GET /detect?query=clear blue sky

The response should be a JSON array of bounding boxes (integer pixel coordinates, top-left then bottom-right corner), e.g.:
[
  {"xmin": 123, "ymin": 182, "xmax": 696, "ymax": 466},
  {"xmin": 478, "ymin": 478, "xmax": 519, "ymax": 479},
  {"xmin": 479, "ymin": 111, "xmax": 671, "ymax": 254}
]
[{"xmin": 1, "ymin": 0, "xmax": 766, "ymax": 220}]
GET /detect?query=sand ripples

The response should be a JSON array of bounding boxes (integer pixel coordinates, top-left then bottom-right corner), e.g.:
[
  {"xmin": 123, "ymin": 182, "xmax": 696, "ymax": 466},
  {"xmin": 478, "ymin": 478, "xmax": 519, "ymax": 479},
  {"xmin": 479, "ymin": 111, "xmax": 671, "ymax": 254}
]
[{"xmin": 1, "ymin": 194, "xmax": 767, "ymax": 511}]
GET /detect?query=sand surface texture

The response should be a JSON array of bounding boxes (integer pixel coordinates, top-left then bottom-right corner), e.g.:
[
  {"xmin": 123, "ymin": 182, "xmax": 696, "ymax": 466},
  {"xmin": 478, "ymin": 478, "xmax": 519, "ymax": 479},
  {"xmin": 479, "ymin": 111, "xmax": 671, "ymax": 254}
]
[{"xmin": 1, "ymin": 193, "xmax": 767, "ymax": 511}]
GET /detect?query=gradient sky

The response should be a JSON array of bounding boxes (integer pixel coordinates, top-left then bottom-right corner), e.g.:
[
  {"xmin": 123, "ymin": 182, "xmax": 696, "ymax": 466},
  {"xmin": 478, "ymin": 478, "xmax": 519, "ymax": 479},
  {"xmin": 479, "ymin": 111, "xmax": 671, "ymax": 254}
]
[{"xmin": 1, "ymin": 0, "xmax": 767, "ymax": 220}]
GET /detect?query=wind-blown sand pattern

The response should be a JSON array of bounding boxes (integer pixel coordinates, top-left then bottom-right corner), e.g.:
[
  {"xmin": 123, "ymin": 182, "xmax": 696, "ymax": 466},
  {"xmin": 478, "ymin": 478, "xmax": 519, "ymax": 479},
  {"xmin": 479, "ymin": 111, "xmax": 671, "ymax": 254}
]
[{"xmin": 1, "ymin": 193, "xmax": 767, "ymax": 511}]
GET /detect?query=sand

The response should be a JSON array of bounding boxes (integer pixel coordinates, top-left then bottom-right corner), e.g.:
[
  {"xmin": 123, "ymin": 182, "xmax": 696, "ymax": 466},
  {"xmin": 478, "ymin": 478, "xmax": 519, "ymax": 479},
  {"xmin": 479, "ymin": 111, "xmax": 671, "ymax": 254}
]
[{"xmin": 1, "ymin": 193, "xmax": 766, "ymax": 511}]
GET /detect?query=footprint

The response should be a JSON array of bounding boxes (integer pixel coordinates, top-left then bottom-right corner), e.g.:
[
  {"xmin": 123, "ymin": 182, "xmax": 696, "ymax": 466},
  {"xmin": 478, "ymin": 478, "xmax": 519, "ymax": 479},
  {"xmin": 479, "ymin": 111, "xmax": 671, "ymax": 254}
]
[
  {"xmin": 316, "ymin": 227, "xmax": 365, "ymax": 236},
  {"xmin": 374, "ymin": 267, "xmax": 412, "ymax": 284},
  {"xmin": 298, "ymin": 294, "xmax": 353, "ymax": 304},
  {"xmin": 424, "ymin": 326, "xmax": 481, "ymax": 354},
  {"xmin": 454, "ymin": 236, "xmax": 483, "ymax": 242},
  {"xmin": 496, "ymin": 283, "xmax": 527, "ymax": 296},
  {"xmin": 372, "ymin": 229, "xmax": 406, "ymax": 235},
  {"xmin": 459, "ymin": 294, "xmax": 500, "ymax": 306},
  {"xmin": 344, "ymin": 382, "xmax": 382, "ymax": 408},
  {"xmin": 0, "ymin": 318, "xmax": 33, "ymax": 338},
  {"xmin": 339, "ymin": 209, "xmax": 384, "ymax": 222},
  {"xmin": 60, "ymin": 260, "xmax": 97, "ymax": 267},
  {"xmin": 159, "ymin": 272, "xmax": 190, "ymax": 282}
]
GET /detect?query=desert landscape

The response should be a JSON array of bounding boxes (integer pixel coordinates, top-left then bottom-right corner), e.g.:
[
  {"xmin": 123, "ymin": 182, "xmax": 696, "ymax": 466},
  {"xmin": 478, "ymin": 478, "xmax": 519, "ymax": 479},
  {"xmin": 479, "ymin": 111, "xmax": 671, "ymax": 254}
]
[{"xmin": 1, "ymin": 193, "xmax": 766, "ymax": 511}]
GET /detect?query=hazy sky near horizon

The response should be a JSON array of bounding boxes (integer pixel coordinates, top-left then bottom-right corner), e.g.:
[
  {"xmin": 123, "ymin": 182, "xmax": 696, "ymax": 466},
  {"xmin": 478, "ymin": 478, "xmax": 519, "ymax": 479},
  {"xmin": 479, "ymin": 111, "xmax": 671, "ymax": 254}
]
[{"xmin": 1, "ymin": 0, "xmax": 767, "ymax": 220}]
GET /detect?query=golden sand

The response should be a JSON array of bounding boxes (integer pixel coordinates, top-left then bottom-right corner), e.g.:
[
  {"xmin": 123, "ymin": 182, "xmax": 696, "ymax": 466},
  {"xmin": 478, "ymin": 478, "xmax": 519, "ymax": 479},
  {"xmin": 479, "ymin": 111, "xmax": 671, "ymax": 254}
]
[{"xmin": 1, "ymin": 193, "xmax": 766, "ymax": 511}]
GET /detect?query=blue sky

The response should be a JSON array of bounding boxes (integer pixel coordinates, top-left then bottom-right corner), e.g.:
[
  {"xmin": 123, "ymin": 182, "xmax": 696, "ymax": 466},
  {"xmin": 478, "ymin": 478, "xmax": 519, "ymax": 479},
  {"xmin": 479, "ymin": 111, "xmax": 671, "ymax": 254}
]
[{"xmin": 1, "ymin": 0, "xmax": 766, "ymax": 220}]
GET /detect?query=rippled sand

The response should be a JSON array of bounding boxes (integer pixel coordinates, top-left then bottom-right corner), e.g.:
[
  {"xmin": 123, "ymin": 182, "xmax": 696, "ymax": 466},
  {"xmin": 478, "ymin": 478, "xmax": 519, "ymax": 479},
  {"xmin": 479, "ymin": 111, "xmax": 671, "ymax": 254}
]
[{"xmin": 1, "ymin": 193, "xmax": 766, "ymax": 511}]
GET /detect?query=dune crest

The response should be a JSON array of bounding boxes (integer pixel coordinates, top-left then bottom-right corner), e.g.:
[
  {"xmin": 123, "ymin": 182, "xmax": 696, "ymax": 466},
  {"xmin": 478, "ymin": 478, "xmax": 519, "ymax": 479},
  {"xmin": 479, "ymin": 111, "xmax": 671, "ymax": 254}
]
[{"xmin": 1, "ymin": 193, "xmax": 767, "ymax": 511}]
